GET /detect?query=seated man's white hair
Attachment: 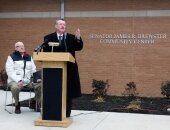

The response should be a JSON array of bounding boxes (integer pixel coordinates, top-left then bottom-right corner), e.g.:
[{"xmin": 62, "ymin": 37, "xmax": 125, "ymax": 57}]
[{"xmin": 15, "ymin": 41, "xmax": 24, "ymax": 47}]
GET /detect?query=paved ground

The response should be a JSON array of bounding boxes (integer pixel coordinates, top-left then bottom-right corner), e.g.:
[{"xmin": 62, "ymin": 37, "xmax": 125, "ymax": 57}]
[{"xmin": 0, "ymin": 90, "xmax": 170, "ymax": 130}]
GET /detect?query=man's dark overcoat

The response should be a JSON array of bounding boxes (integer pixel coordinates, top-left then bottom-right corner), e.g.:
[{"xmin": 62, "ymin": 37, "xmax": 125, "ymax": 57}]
[{"xmin": 43, "ymin": 32, "xmax": 83, "ymax": 99}]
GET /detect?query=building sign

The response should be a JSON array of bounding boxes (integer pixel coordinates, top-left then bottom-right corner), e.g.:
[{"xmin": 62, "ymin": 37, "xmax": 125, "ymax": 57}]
[{"xmin": 89, "ymin": 33, "xmax": 166, "ymax": 44}]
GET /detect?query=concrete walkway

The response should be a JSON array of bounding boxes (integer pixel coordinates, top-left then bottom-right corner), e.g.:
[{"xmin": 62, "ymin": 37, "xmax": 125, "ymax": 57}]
[{"xmin": 0, "ymin": 90, "xmax": 170, "ymax": 130}]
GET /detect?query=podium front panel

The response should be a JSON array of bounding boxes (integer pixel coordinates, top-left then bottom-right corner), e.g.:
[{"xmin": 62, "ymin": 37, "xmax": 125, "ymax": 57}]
[{"xmin": 42, "ymin": 68, "xmax": 63, "ymax": 121}]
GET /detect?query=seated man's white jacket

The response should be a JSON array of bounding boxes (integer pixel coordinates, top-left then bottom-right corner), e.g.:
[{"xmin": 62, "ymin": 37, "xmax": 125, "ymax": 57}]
[{"xmin": 5, "ymin": 51, "xmax": 36, "ymax": 86}]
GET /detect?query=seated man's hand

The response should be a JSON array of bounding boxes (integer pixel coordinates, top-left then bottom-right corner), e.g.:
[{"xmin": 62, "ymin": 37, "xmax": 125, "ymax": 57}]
[
  {"xmin": 37, "ymin": 79, "xmax": 42, "ymax": 83},
  {"xmin": 18, "ymin": 80, "xmax": 23, "ymax": 87}
]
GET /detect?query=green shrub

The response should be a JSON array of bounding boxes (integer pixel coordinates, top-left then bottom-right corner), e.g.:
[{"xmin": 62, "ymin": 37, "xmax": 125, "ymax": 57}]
[
  {"xmin": 122, "ymin": 82, "xmax": 138, "ymax": 97},
  {"xmin": 92, "ymin": 79, "xmax": 109, "ymax": 102},
  {"xmin": 161, "ymin": 81, "xmax": 170, "ymax": 98}
]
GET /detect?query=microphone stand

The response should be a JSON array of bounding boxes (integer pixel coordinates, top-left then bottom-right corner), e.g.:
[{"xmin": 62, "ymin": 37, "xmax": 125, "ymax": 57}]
[
  {"xmin": 36, "ymin": 46, "xmax": 42, "ymax": 54},
  {"xmin": 34, "ymin": 39, "xmax": 48, "ymax": 54}
]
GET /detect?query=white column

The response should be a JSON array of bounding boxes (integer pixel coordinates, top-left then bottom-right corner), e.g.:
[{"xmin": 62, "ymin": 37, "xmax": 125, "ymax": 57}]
[{"xmin": 61, "ymin": 0, "xmax": 64, "ymax": 19}]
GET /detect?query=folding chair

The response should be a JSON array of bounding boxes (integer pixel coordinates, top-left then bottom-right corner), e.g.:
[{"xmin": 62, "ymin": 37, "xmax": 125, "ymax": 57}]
[
  {"xmin": 3, "ymin": 69, "xmax": 39, "ymax": 114},
  {"xmin": 0, "ymin": 69, "xmax": 7, "ymax": 90},
  {"xmin": 4, "ymin": 83, "xmax": 35, "ymax": 114}
]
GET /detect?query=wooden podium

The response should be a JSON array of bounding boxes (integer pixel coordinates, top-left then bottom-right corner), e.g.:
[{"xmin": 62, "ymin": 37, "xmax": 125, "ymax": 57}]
[{"xmin": 33, "ymin": 52, "xmax": 75, "ymax": 127}]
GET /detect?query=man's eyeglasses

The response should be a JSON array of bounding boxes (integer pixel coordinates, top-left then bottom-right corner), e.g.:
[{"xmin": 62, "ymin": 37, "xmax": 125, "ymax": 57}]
[{"xmin": 16, "ymin": 45, "xmax": 24, "ymax": 48}]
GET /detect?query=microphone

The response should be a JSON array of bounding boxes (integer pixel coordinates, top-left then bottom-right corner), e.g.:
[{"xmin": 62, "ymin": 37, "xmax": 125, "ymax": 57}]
[{"xmin": 34, "ymin": 39, "xmax": 48, "ymax": 53}]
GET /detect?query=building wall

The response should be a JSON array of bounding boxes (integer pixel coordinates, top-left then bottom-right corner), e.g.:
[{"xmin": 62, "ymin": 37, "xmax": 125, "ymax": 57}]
[
  {"xmin": 0, "ymin": 0, "xmax": 170, "ymax": 11},
  {"xmin": 0, "ymin": 0, "xmax": 170, "ymax": 97},
  {"xmin": 65, "ymin": 0, "xmax": 170, "ymax": 11},
  {"xmin": 0, "ymin": 0, "xmax": 60, "ymax": 12}
]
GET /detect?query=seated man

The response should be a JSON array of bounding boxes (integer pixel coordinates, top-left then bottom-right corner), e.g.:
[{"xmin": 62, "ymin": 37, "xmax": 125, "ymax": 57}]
[{"xmin": 5, "ymin": 41, "xmax": 41, "ymax": 114}]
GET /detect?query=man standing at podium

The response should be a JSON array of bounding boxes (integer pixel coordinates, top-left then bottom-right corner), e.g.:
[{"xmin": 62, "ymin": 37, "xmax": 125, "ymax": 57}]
[{"xmin": 43, "ymin": 19, "xmax": 83, "ymax": 117}]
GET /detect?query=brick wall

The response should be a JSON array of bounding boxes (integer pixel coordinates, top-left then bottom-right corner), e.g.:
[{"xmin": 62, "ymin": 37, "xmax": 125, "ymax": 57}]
[
  {"xmin": 65, "ymin": 0, "xmax": 170, "ymax": 11},
  {"xmin": 0, "ymin": 0, "xmax": 60, "ymax": 12},
  {"xmin": 0, "ymin": 1, "xmax": 170, "ymax": 97},
  {"xmin": 1, "ymin": 0, "xmax": 170, "ymax": 11}
]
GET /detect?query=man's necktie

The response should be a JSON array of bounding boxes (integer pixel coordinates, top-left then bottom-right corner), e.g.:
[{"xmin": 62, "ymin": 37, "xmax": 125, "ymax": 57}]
[
  {"xmin": 59, "ymin": 34, "xmax": 67, "ymax": 52},
  {"xmin": 59, "ymin": 35, "xmax": 62, "ymax": 44}
]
